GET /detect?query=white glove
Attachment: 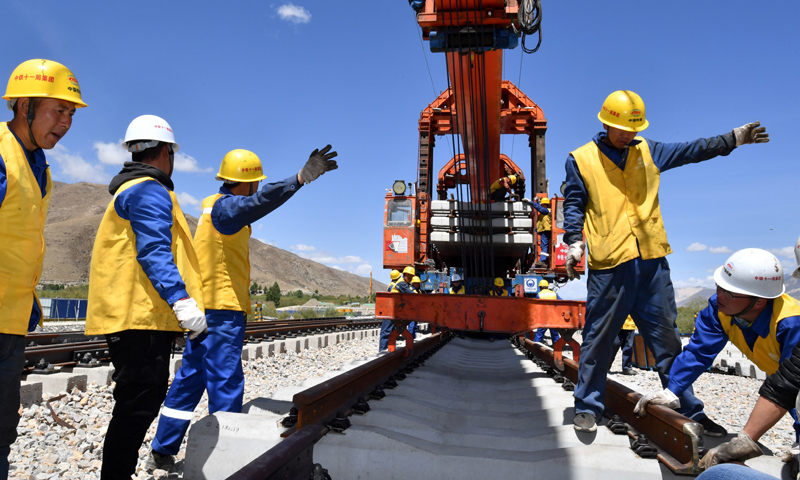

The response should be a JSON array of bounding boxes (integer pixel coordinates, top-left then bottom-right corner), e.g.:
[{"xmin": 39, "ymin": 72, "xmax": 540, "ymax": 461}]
[
  {"xmin": 699, "ymin": 431, "xmax": 762, "ymax": 469},
  {"xmin": 733, "ymin": 121, "xmax": 769, "ymax": 146},
  {"xmin": 299, "ymin": 144, "xmax": 338, "ymax": 184},
  {"xmin": 172, "ymin": 297, "xmax": 207, "ymax": 340},
  {"xmin": 633, "ymin": 388, "xmax": 680, "ymax": 417},
  {"xmin": 565, "ymin": 241, "xmax": 585, "ymax": 281}
]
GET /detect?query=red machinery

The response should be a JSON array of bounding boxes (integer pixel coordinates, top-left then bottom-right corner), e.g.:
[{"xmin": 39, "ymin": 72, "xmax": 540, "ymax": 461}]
[{"xmin": 378, "ymin": 0, "xmax": 585, "ymax": 355}]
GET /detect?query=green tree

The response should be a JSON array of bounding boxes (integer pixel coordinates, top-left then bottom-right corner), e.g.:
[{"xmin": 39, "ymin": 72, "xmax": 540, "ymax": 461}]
[
  {"xmin": 676, "ymin": 297, "xmax": 708, "ymax": 334},
  {"xmin": 265, "ymin": 282, "xmax": 281, "ymax": 307},
  {"xmin": 250, "ymin": 281, "xmax": 260, "ymax": 294},
  {"xmin": 294, "ymin": 290, "xmax": 303, "ymax": 298}
]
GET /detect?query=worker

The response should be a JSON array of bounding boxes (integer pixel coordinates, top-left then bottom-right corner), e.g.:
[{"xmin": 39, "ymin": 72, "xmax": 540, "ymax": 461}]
[
  {"xmin": 146, "ymin": 146, "xmax": 338, "ymax": 469},
  {"xmin": 449, "ymin": 273, "xmax": 466, "ymax": 294},
  {"xmin": 489, "ymin": 277, "xmax": 508, "ymax": 297},
  {"xmin": 608, "ymin": 316, "xmax": 637, "ymax": 375},
  {"xmin": 380, "ymin": 266, "xmax": 416, "ymax": 351},
  {"xmin": 379, "ymin": 269, "xmax": 403, "ymax": 352},
  {"xmin": 0, "ymin": 59, "xmax": 86, "ymax": 480},
  {"xmin": 85, "ymin": 115, "xmax": 206, "ymax": 480},
  {"xmin": 634, "ymin": 249, "xmax": 800, "ymax": 441},
  {"xmin": 489, "ymin": 174, "xmax": 518, "ymax": 202},
  {"xmin": 564, "ymin": 89, "xmax": 769, "ymax": 433},
  {"xmin": 533, "ymin": 280, "xmax": 561, "ymax": 345},
  {"xmin": 411, "ymin": 276, "xmax": 422, "ymax": 294},
  {"xmin": 523, "ymin": 197, "xmax": 552, "ymax": 268}
]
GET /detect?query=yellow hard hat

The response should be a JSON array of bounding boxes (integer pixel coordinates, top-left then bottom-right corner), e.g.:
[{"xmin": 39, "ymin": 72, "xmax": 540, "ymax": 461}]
[
  {"xmin": 494, "ymin": 277, "xmax": 504, "ymax": 287},
  {"xmin": 216, "ymin": 149, "xmax": 268, "ymax": 182},
  {"xmin": 4, "ymin": 59, "xmax": 87, "ymax": 108},
  {"xmin": 540, "ymin": 197, "xmax": 550, "ymax": 205},
  {"xmin": 538, "ymin": 279, "xmax": 549, "ymax": 288},
  {"xmin": 390, "ymin": 269, "xmax": 401, "ymax": 280},
  {"xmin": 597, "ymin": 90, "xmax": 648, "ymax": 132},
  {"xmin": 411, "ymin": 276, "xmax": 421, "ymax": 284},
  {"xmin": 403, "ymin": 266, "xmax": 415, "ymax": 276}
]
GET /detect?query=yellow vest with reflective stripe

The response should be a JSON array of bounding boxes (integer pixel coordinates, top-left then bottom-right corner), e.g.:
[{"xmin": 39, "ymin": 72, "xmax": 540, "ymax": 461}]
[
  {"xmin": 489, "ymin": 288, "xmax": 507, "ymax": 296},
  {"xmin": 0, "ymin": 123, "xmax": 51, "ymax": 335},
  {"xmin": 536, "ymin": 211, "xmax": 551, "ymax": 233},
  {"xmin": 194, "ymin": 194, "xmax": 252, "ymax": 313},
  {"xmin": 718, "ymin": 294, "xmax": 800, "ymax": 374},
  {"xmin": 449, "ymin": 285, "xmax": 465, "ymax": 294},
  {"xmin": 537, "ymin": 289, "xmax": 557, "ymax": 300},
  {"xmin": 86, "ymin": 177, "xmax": 204, "ymax": 334},
  {"xmin": 571, "ymin": 138, "xmax": 671, "ymax": 270}
]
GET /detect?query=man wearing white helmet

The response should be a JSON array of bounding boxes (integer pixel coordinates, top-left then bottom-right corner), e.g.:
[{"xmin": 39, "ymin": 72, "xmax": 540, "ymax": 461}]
[
  {"xmin": 566, "ymin": 89, "xmax": 770, "ymax": 434},
  {"xmin": 86, "ymin": 115, "xmax": 206, "ymax": 480},
  {"xmin": 0, "ymin": 59, "xmax": 86, "ymax": 480},
  {"xmin": 449, "ymin": 273, "xmax": 466, "ymax": 294},
  {"xmin": 634, "ymin": 249, "xmax": 800, "ymax": 443},
  {"xmin": 146, "ymin": 146, "xmax": 338, "ymax": 469}
]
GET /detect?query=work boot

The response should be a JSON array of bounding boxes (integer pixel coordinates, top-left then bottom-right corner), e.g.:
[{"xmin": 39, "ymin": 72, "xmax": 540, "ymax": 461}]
[
  {"xmin": 697, "ymin": 415, "xmax": 728, "ymax": 437},
  {"xmin": 144, "ymin": 449, "xmax": 175, "ymax": 472},
  {"xmin": 622, "ymin": 368, "xmax": 636, "ymax": 376},
  {"xmin": 573, "ymin": 412, "xmax": 597, "ymax": 433}
]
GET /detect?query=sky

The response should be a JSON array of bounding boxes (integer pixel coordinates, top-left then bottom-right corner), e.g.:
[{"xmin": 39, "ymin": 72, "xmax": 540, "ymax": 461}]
[{"xmin": 7, "ymin": 1, "xmax": 799, "ymax": 299}]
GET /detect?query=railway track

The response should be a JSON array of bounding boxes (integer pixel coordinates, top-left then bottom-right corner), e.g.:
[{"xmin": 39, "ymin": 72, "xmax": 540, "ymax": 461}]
[
  {"xmin": 227, "ymin": 333, "xmax": 787, "ymax": 480},
  {"xmin": 23, "ymin": 317, "xmax": 380, "ymax": 374}
]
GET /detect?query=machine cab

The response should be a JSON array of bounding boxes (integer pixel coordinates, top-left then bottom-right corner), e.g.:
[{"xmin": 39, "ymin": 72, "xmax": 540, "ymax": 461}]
[{"xmin": 383, "ymin": 181, "xmax": 418, "ymax": 270}]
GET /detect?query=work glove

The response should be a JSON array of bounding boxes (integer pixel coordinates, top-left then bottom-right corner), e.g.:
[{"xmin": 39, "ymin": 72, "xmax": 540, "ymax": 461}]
[
  {"xmin": 565, "ymin": 241, "xmax": 585, "ymax": 281},
  {"xmin": 732, "ymin": 121, "xmax": 769, "ymax": 146},
  {"xmin": 699, "ymin": 431, "xmax": 763, "ymax": 469},
  {"xmin": 299, "ymin": 144, "xmax": 338, "ymax": 184},
  {"xmin": 172, "ymin": 297, "xmax": 207, "ymax": 340},
  {"xmin": 633, "ymin": 388, "xmax": 680, "ymax": 417}
]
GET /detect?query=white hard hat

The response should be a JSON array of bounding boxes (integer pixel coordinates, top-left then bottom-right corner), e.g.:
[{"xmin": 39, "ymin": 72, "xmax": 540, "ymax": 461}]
[
  {"xmin": 452, "ymin": 273, "xmax": 462, "ymax": 282},
  {"xmin": 713, "ymin": 248, "xmax": 785, "ymax": 299},
  {"xmin": 122, "ymin": 115, "xmax": 180, "ymax": 153},
  {"xmin": 793, "ymin": 235, "xmax": 800, "ymax": 279}
]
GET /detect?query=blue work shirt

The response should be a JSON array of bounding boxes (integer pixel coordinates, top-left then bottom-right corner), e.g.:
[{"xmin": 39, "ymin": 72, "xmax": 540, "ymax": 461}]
[
  {"xmin": 210, "ymin": 175, "xmax": 301, "ymax": 235},
  {"xmin": 667, "ymin": 294, "xmax": 800, "ymax": 396},
  {"xmin": 530, "ymin": 201, "xmax": 549, "ymax": 216},
  {"xmin": 563, "ymin": 131, "xmax": 736, "ymax": 245}
]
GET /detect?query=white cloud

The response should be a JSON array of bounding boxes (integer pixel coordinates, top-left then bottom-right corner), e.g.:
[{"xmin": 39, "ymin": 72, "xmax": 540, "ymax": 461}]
[
  {"xmin": 289, "ymin": 244, "xmax": 372, "ymax": 276},
  {"xmin": 48, "ymin": 144, "xmax": 109, "ymax": 183},
  {"xmin": 94, "ymin": 140, "xmax": 128, "ymax": 165},
  {"xmin": 771, "ymin": 246, "xmax": 794, "ymax": 258},
  {"xmin": 708, "ymin": 246, "xmax": 732, "ymax": 254},
  {"xmin": 277, "ymin": 3, "xmax": 311, "ymax": 24},
  {"xmin": 687, "ymin": 242, "xmax": 707, "ymax": 252},
  {"xmin": 673, "ymin": 276, "xmax": 715, "ymax": 289},
  {"xmin": 291, "ymin": 244, "xmax": 316, "ymax": 252},
  {"xmin": 174, "ymin": 152, "xmax": 212, "ymax": 173},
  {"xmin": 176, "ymin": 192, "xmax": 200, "ymax": 210}
]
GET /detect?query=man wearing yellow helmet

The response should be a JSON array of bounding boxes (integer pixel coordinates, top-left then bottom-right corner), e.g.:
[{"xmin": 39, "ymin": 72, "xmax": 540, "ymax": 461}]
[
  {"xmin": 523, "ymin": 197, "xmax": 552, "ymax": 268},
  {"xmin": 565, "ymin": 90, "xmax": 769, "ymax": 434},
  {"xmin": 381, "ymin": 266, "xmax": 417, "ymax": 351},
  {"xmin": 146, "ymin": 145, "xmax": 338, "ymax": 470},
  {"xmin": 489, "ymin": 277, "xmax": 508, "ymax": 297},
  {"xmin": 0, "ymin": 59, "xmax": 86, "ymax": 478},
  {"xmin": 533, "ymin": 280, "xmax": 561, "ymax": 345},
  {"xmin": 489, "ymin": 174, "xmax": 519, "ymax": 202},
  {"xmin": 380, "ymin": 269, "xmax": 405, "ymax": 350}
]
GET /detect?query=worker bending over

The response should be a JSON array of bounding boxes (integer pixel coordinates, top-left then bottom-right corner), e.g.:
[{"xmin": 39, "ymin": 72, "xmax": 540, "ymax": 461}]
[
  {"xmin": 533, "ymin": 280, "xmax": 561, "ymax": 345},
  {"xmin": 564, "ymin": 89, "xmax": 769, "ymax": 433},
  {"xmin": 0, "ymin": 59, "xmax": 86, "ymax": 479},
  {"xmin": 147, "ymin": 146, "xmax": 338, "ymax": 469},
  {"xmin": 378, "ymin": 269, "xmax": 403, "ymax": 352}
]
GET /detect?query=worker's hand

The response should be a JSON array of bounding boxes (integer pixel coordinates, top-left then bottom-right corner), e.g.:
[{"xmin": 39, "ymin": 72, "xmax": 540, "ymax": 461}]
[
  {"xmin": 565, "ymin": 241, "xmax": 585, "ymax": 281},
  {"xmin": 633, "ymin": 388, "xmax": 680, "ymax": 417},
  {"xmin": 172, "ymin": 297, "xmax": 207, "ymax": 340},
  {"xmin": 299, "ymin": 144, "xmax": 338, "ymax": 184},
  {"xmin": 733, "ymin": 121, "xmax": 769, "ymax": 146},
  {"xmin": 699, "ymin": 432, "xmax": 762, "ymax": 469}
]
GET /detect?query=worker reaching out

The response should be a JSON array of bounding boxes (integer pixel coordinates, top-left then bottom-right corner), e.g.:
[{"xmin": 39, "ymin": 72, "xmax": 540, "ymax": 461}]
[
  {"xmin": 564, "ymin": 89, "xmax": 769, "ymax": 434},
  {"xmin": 489, "ymin": 174, "xmax": 518, "ymax": 202},
  {"xmin": 523, "ymin": 197, "xmax": 552, "ymax": 268}
]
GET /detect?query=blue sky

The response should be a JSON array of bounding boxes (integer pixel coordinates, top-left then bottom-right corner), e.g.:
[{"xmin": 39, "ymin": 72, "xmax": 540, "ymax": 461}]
[{"xmin": 8, "ymin": 1, "xmax": 799, "ymax": 298}]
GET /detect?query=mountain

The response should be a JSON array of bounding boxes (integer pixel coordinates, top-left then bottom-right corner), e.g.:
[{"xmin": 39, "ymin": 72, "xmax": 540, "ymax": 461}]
[
  {"xmin": 674, "ymin": 286, "xmax": 715, "ymax": 308},
  {"xmin": 40, "ymin": 181, "xmax": 385, "ymax": 296}
]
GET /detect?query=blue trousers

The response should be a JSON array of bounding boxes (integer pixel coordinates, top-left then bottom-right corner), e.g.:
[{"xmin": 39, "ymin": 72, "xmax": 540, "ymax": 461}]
[
  {"xmin": 574, "ymin": 257, "xmax": 704, "ymax": 420},
  {"xmin": 696, "ymin": 464, "xmax": 777, "ymax": 480},
  {"xmin": 609, "ymin": 329, "xmax": 636, "ymax": 371},
  {"xmin": 379, "ymin": 320, "xmax": 416, "ymax": 351},
  {"xmin": 533, "ymin": 328, "xmax": 560, "ymax": 344},
  {"xmin": 0, "ymin": 334, "xmax": 26, "ymax": 479},
  {"xmin": 539, "ymin": 231, "xmax": 551, "ymax": 262},
  {"xmin": 152, "ymin": 310, "xmax": 246, "ymax": 455}
]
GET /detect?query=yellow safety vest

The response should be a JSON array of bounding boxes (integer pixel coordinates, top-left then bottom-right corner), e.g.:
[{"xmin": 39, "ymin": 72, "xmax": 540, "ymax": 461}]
[
  {"xmin": 86, "ymin": 177, "xmax": 204, "ymax": 335},
  {"xmin": 489, "ymin": 175, "xmax": 517, "ymax": 194},
  {"xmin": 195, "ymin": 194, "xmax": 252, "ymax": 314},
  {"xmin": 718, "ymin": 294, "xmax": 800, "ymax": 374},
  {"xmin": 391, "ymin": 281, "xmax": 415, "ymax": 293},
  {"xmin": 387, "ymin": 281, "xmax": 397, "ymax": 292},
  {"xmin": 0, "ymin": 123, "xmax": 51, "ymax": 335},
  {"xmin": 537, "ymin": 289, "xmax": 557, "ymax": 300},
  {"xmin": 489, "ymin": 288, "xmax": 507, "ymax": 296},
  {"xmin": 571, "ymin": 138, "xmax": 671, "ymax": 270},
  {"xmin": 622, "ymin": 316, "xmax": 637, "ymax": 330},
  {"xmin": 536, "ymin": 211, "xmax": 551, "ymax": 233},
  {"xmin": 449, "ymin": 285, "xmax": 466, "ymax": 295}
]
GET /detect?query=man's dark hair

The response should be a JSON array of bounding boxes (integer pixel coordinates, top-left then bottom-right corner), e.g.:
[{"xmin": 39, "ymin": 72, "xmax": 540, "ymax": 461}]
[
  {"xmin": 12, "ymin": 97, "xmax": 43, "ymax": 117},
  {"xmin": 132, "ymin": 142, "xmax": 165, "ymax": 163}
]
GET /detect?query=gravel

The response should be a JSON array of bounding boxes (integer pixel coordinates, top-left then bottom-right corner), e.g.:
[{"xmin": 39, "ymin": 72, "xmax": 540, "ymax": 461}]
[{"xmin": 8, "ymin": 326, "xmax": 796, "ymax": 479}]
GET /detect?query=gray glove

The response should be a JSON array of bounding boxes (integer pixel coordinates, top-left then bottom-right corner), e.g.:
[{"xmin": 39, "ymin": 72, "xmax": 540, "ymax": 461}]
[
  {"xmin": 299, "ymin": 144, "xmax": 338, "ymax": 184},
  {"xmin": 565, "ymin": 241, "xmax": 585, "ymax": 281},
  {"xmin": 634, "ymin": 388, "xmax": 680, "ymax": 417},
  {"xmin": 699, "ymin": 431, "xmax": 763, "ymax": 469},
  {"xmin": 733, "ymin": 121, "xmax": 769, "ymax": 146}
]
